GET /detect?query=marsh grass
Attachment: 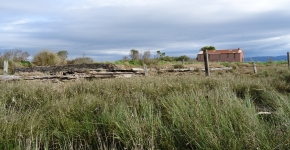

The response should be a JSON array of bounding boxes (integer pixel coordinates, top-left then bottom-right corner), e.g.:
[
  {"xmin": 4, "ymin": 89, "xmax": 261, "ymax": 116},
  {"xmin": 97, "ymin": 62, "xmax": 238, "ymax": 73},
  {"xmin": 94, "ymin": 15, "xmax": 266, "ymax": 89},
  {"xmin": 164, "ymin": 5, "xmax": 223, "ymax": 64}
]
[{"xmin": 1, "ymin": 66, "xmax": 290, "ymax": 149}]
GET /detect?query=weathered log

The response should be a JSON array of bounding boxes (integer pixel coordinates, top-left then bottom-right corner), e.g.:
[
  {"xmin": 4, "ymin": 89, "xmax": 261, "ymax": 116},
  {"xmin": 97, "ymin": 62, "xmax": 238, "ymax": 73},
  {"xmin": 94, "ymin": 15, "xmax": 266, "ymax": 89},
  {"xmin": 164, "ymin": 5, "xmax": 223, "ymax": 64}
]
[
  {"xmin": 258, "ymin": 112, "xmax": 272, "ymax": 115},
  {"xmin": 0, "ymin": 75, "xmax": 22, "ymax": 81}
]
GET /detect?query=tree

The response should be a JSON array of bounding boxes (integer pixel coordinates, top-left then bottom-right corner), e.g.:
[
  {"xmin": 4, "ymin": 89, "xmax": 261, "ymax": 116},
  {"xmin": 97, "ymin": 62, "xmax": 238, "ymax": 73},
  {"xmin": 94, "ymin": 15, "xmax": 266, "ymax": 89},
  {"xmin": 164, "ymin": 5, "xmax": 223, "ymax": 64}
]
[
  {"xmin": 1, "ymin": 49, "xmax": 29, "ymax": 62},
  {"xmin": 200, "ymin": 46, "xmax": 216, "ymax": 51},
  {"xmin": 176, "ymin": 55, "xmax": 190, "ymax": 61},
  {"xmin": 129, "ymin": 49, "xmax": 139, "ymax": 61},
  {"xmin": 157, "ymin": 51, "xmax": 165, "ymax": 60},
  {"xmin": 141, "ymin": 50, "xmax": 151, "ymax": 63},
  {"xmin": 57, "ymin": 50, "xmax": 68, "ymax": 64},
  {"xmin": 32, "ymin": 50, "xmax": 61, "ymax": 66}
]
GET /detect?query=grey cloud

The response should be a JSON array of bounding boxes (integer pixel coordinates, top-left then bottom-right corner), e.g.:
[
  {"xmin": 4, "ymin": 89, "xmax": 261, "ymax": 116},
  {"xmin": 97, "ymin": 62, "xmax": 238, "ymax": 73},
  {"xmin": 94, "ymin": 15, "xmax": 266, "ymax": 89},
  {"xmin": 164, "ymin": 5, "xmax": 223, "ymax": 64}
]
[{"xmin": 1, "ymin": 1, "xmax": 290, "ymax": 61}]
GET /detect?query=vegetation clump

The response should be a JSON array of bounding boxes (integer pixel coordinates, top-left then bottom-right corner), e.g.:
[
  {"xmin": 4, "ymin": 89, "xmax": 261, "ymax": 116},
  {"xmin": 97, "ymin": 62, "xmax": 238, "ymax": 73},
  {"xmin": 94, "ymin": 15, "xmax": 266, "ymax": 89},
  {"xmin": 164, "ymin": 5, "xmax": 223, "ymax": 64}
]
[
  {"xmin": 173, "ymin": 64, "xmax": 185, "ymax": 69},
  {"xmin": 32, "ymin": 50, "xmax": 61, "ymax": 66},
  {"xmin": 67, "ymin": 57, "xmax": 95, "ymax": 64}
]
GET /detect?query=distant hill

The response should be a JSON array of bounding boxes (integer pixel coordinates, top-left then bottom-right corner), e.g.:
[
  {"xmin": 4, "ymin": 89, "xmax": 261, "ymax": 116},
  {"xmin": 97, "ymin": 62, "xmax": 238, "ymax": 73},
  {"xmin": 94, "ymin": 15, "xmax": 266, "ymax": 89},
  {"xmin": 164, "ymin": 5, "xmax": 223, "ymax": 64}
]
[{"xmin": 245, "ymin": 55, "xmax": 287, "ymax": 62}]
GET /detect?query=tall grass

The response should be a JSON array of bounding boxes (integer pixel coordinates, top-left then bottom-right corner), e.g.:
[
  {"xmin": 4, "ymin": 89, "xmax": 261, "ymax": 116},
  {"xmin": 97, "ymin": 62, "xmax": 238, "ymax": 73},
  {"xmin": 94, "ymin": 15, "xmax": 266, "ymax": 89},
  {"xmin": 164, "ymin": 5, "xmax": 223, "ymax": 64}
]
[{"xmin": 1, "ymin": 67, "xmax": 290, "ymax": 149}]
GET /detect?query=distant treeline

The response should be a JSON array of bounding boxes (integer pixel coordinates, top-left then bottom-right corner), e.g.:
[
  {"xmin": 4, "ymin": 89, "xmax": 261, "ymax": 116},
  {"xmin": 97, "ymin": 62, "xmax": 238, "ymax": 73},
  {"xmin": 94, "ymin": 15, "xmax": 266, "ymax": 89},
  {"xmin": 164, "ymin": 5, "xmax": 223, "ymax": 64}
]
[{"xmin": 245, "ymin": 55, "xmax": 287, "ymax": 62}]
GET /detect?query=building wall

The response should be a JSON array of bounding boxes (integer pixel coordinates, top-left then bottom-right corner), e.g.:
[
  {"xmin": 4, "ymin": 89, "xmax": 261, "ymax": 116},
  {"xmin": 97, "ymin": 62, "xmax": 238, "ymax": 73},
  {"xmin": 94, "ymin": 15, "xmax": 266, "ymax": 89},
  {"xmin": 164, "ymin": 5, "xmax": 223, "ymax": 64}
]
[
  {"xmin": 198, "ymin": 54, "xmax": 204, "ymax": 62},
  {"xmin": 197, "ymin": 51, "xmax": 244, "ymax": 62},
  {"xmin": 239, "ymin": 51, "xmax": 244, "ymax": 62},
  {"xmin": 208, "ymin": 54, "xmax": 220, "ymax": 62},
  {"xmin": 220, "ymin": 53, "xmax": 237, "ymax": 62}
]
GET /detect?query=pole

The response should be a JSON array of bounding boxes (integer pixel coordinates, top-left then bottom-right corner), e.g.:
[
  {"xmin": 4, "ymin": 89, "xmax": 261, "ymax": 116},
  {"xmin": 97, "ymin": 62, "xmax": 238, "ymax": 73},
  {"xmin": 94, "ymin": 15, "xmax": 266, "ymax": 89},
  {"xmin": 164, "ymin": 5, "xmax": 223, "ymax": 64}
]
[
  {"xmin": 143, "ymin": 63, "xmax": 148, "ymax": 76},
  {"xmin": 203, "ymin": 49, "xmax": 210, "ymax": 76},
  {"xmin": 287, "ymin": 52, "xmax": 290, "ymax": 69},
  {"xmin": 253, "ymin": 63, "xmax": 257, "ymax": 74},
  {"xmin": 4, "ymin": 61, "xmax": 8, "ymax": 75}
]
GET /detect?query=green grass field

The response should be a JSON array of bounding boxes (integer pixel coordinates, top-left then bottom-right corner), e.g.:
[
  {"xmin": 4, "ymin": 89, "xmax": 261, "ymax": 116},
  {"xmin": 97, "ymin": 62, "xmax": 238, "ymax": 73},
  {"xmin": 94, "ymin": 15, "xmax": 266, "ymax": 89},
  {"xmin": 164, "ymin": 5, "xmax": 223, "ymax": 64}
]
[{"xmin": 1, "ymin": 64, "xmax": 290, "ymax": 149}]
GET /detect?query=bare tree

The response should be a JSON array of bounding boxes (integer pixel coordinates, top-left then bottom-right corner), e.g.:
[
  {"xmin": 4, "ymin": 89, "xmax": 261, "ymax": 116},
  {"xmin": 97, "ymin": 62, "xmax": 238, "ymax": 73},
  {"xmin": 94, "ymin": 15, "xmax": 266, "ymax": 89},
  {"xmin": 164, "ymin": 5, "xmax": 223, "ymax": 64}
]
[
  {"xmin": 122, "ymin": 56, "xmax": 129, "ymax": 61},
  {"xmin": 142, "ymin": 50, "xmax": 151, "ymax": 63},
  {"xmin": 1, "ymin": 49, "xmax": 29, "ymax": 62},
  {"xmin": 3, "ymin": 50, "xmax": 13, "ymax": 60}
]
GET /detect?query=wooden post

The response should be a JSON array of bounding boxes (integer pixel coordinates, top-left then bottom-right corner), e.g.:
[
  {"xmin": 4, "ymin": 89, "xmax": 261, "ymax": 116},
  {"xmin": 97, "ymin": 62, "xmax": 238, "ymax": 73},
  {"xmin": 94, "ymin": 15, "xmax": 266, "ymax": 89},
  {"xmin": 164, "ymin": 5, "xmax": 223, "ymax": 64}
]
[
  {"xmin": 287, "ymin": 52, "xmax": 290, "ymax": 69},
  {"xmin": 143, "ymin": 63, "xmax": 148, "ymax": 76},
  {"xmin": 203, "ymin": 49, "xmax": 210, "ymax": 76},
  {"xmin": 253, "ymin": 63, "xmax": 257, "ymax": 74},
  {"xmin": 182, "ymin": 59, "xmax": 185, "ymax": 65},
  {"xmin": 4, "ymin": 61, "xmax": 8, "ymax": 75}
]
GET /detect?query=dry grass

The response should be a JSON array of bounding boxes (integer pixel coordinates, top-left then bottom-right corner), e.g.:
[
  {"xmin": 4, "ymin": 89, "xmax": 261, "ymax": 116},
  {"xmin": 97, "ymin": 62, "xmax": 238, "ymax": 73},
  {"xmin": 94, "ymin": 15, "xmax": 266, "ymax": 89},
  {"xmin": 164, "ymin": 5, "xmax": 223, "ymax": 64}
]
[{"xmin": 1, "ymin": 63, "xmax": 290, "ymax": 149}]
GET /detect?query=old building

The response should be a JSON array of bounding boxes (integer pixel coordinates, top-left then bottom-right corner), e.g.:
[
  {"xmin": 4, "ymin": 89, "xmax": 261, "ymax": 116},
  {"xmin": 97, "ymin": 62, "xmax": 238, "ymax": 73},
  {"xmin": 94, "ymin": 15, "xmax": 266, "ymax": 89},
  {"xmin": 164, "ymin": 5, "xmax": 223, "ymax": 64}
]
[{"xmin": 197, "ymin": 48, "xmax": 244, "ymax": 62}]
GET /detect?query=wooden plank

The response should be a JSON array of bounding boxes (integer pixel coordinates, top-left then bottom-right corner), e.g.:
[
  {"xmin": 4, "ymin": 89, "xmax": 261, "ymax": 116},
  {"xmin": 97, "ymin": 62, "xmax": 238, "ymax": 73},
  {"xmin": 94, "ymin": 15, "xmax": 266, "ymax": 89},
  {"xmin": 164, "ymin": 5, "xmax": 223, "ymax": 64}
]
[
  {"xmin": 258, "ymin": 112, "xmax": 272, "ymax": 115},
  {"xmin": 253, "ymin": 63, "xmax": 257, "ymax": 73},
  {"xmin": 0, "ymin": 75, "xmax": 21, "ymax": 81},
  {"xmin": 131, "ymin": 68, "xmax": 144, "ymax": 72},
  {"xmin": 143, "ymin": 64, "xmax": 148, "ymax": 76},
  {"xmin": 4, "ymin": 61, "xmax": 8, "ymax": 75},
  {"xmin": 90, "ymin": 72, "xmax": 135, "ymax": 75}
]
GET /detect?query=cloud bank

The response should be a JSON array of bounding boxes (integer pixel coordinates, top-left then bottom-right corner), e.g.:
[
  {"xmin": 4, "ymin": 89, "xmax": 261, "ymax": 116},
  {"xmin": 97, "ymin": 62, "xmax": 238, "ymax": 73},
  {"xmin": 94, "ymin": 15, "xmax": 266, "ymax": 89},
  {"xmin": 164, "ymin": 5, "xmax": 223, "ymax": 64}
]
[{"xmin": 1, "ymin": 0, "xmax": 290, "ymax": 61}]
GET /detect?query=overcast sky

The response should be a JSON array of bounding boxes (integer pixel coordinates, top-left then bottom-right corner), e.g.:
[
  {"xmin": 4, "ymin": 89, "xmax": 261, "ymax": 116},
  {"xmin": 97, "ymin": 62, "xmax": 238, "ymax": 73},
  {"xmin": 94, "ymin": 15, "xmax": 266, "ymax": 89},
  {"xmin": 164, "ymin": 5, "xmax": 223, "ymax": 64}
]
[{"xmin": 1, "ymin": 0, "xmax": 290, "ymax": 61}]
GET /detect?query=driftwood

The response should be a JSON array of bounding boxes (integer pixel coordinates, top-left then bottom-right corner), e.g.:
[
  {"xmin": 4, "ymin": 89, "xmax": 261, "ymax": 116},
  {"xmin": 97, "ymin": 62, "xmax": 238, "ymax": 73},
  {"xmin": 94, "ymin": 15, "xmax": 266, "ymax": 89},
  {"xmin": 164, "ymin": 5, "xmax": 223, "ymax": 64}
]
[
  {"xmin": 156, "ymin": 67, "xmax": 232, "ymax": 72},
  {"xmin": 14, "ymin": 63, "xmax": 119, "ymax": 74},
  {"xmin": 258, "ymin": 112, "xmax": 272, "ymax": 115},
  {"xmin": 0, "ymin": 75, "xmax": 22, "ymax": 81},
  {"xmin": 2, "ymin": 66, "xmax": 233, "ymax": 82},
  {"xmin": 0, "ymin": 70, "xmax": 145, "ymax": 82}
]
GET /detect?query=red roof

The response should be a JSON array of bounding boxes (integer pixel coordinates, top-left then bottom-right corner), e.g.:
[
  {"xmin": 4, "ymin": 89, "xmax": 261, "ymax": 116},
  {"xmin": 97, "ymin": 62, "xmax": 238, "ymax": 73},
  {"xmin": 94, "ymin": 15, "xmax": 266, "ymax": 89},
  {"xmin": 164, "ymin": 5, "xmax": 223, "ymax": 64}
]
[{"xmin": 198, "ymin": 49, "xmax": 243, "ymax": 55}]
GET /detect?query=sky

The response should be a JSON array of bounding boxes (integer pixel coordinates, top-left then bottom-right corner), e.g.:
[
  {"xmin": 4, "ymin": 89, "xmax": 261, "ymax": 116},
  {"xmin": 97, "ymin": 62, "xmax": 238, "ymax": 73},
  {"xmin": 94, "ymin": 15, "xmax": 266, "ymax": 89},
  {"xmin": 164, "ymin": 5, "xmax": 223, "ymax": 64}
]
[{"xmin": 1, "ymin": 0, "xmax": 290, "ymax": 61}]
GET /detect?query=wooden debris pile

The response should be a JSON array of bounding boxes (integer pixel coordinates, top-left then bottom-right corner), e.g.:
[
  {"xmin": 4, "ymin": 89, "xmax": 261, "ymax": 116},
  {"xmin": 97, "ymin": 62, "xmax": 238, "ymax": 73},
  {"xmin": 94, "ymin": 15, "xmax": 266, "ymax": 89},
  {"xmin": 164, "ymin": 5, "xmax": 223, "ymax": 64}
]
[
  {"xmin": 155, "ymin": 67, "xmax": 233, "ymax": 73},
  {"xmin": 1, "ymin": 69, "xmax": 146, "ymax": 82}
]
